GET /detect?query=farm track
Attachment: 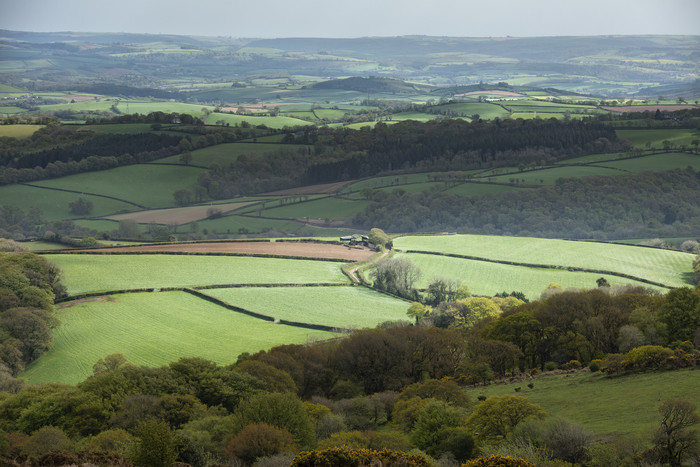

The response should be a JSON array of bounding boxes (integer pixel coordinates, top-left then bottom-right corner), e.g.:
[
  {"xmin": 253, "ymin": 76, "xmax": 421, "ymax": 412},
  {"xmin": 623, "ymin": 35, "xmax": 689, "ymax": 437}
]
[{"xmin": 401, "ymin": 249, "xmax": 674, "ymax": 289}]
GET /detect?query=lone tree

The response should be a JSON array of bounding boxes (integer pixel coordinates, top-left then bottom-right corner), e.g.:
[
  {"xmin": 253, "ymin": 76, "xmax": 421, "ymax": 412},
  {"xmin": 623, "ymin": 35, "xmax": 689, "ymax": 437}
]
[
  {"xmin": 652, "ymin": 399, "xmax": 699, "ymax": 466},
  {"xmin": 69, "ymin": 197, "xmax": 93, "ymax": 215},
  {"xmin": 368, "ymin": 227, "xmax": 391, "ymax": 249}
]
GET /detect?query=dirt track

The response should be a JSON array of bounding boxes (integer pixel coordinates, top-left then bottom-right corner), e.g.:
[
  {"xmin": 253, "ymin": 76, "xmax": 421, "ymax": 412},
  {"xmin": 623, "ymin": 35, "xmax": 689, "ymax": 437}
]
[{"xmin": 85, "ymin": 241, "xmax": 376, "ymax": 261}]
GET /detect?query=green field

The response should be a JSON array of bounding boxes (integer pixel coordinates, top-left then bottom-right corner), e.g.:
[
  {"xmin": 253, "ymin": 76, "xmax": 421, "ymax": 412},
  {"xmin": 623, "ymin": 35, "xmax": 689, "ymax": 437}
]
[
  {"xmin": 32, "ymin": 164, "xmax": 205, "ymax": 209},
  {"xmin": 0, "ymin": 124, "xmax": 44, "ymax": 138},
  {"xmin": 205, "ymin": 286, "xmax": 410, "ymax": 329},
  {"xmin": 617, "ymin": 129, "xmax": 700, "ymax": 148},
  {"xmin": 261, "ymin": 197, "xmax": 369, "ymax": 221},
  {"xmin": 465, "ymin": 368, "xmax": 700, "ymax": 437},
  {"xmin": 47, "ymin": 254, "xmax": 349, "ymax": 295},
  {"xmin": 0, "ymin": 184, "xmax": 136, "ymax": 220},
  {"xmin": 204, "ymin": 112, "xmax": 311, "ymax": 129},
  {"xmin": 393, "ymin": 234, "xmax": 693, "ymax": 289},
  {"xmin": 603, "ymin": 152, "xmax": 700, "ymax": 172},
  {"xmin": 20, "ymin": 291, "xmax": 334, "ymax": 385},
  {"xmin": 393, "ymin": 252, "xmax": 663, "ymax": 299}
]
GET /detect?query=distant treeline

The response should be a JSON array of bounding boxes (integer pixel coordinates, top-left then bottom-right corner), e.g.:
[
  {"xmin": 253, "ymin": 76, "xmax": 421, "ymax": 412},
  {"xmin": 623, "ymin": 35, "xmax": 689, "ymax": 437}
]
[
  {"xmin": 354, "ymin": 168, "xmax": 700, "ymax": 239},
  {"xmin": 199, "ymin": 118, "xmax": 623, "ymax": 197}
]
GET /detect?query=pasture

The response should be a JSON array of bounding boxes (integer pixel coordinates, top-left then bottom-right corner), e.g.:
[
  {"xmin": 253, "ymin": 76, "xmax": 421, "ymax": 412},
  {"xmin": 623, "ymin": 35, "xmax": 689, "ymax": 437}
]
[
  {"xmin": 0, "ymin": 184, "xmax": 135, "ymax": 221},
  {"xmin": 466, "ymin": 368, "xmax": 700, "ymax": 437},
  {"xmin": 205, "ymin": 286, "xmax": 411, "ymax": 329},
  {"xmin": 32, "ymin": 164, "xmax": 206, "ymax": 209},
  {"xmin": 47, "ymin": 253, "xmax": 349, "ymax": 295},
  {"xmin": 0, "ymin": 124, "xmax": 44, "ymax": 138},
  {"xmin": 20, "ymin": 291, "xmax": 334, "ymax": 385},
  {"xmin": 617, "ymin": 129, "xmax": 700, "ymax": 148},
  {"xmin": 156, "ymin": 142, "xmax": 309, "ymax": 167},
  {"xmin": 392, "ymin": 252, "xmax": 664, "ymax": 300},
  {"xmin": 393, "ymin": 234, "xmax": 694, "ymax": 289}
]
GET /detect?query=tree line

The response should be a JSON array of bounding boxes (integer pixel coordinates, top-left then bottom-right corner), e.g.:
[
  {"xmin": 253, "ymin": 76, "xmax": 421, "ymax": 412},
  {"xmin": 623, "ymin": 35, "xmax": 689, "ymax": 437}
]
[{"xmin": 354, "ymin": 168, "xmax": 700, "ymax": 239}]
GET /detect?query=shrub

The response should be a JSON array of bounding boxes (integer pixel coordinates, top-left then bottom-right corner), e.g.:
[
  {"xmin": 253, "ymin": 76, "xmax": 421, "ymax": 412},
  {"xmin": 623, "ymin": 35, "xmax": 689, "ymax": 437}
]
[
  {"xmin": 291, "ymin": 446, "xmax": 431, "ymax": 466},
  {"xmin": 563, "ymin": 360, "xmax": 582, "ymax": 371},
  {"xmin": 462, "ymin": 455, "xmax": 535, "ymax": 466},
  {"xmin": 544, "ymin": 361, "xmax": 558, "ymax": 371},
  {"xmin": 625, "ymin": 345, "xmax": 673, "ymax": 370},
  {"xmin": 226, "ymin": 423, "xmax": 298, "ymax": 464},
  {"xmin": 588, "ymin": 360, "xmax": 601, "ymax": 372}
]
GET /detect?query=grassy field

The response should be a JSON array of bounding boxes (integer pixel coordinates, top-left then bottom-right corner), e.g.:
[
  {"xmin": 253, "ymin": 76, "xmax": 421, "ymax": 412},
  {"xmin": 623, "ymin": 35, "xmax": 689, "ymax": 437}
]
[
  {"xmin": 261, "ymin": 197, "xmax": 369, "ymax": 221},
  {"xmin": 0, "ymin": 184, "xmax": 136, "ymax": 220},
  {"xmin": 32, "ymin": 164, "xmax": 206, "ymax": 209},
  {"xmin": 393, "ymin": 234, "xmax": 693, "ymax": 288},
  {"xmin": 205, "ymin": 286, "xmax": 410, "ymax": 329},
  {"xmin": 393, "ymin": 252, "xmax": 663, "ymax": 299},
  {"xmin": 204, "ymin": 112, "xmax": 311, "ymax": 129},
  {"xmin": 20, "ymin": 291, "xmax": 334, "ymax": 385},
  {"xmin": 47, "ymin": 254, "xmax": 349, "ymax": 295},
  {"xmin": 617, "ymin": 129, "xmax": 700, "ymax": 148},
  {"xmin": 465, "ymin": 368, "xmax": 700, "ymax": 438},
  {"xmin": 0, "ymin": 124, "xmax": 44, "ymax": 138}
]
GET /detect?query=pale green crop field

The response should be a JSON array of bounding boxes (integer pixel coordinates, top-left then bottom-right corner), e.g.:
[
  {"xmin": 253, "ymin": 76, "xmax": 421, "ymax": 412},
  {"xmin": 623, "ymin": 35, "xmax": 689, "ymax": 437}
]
[
  {"xmin": 205, "ymin": 286, "xmax": 410, "ymax": 329},
  {"xmin": 20, "ymin": 291, "xmax": 334, "ymax": 385},
  {"xmin": 47, "ymin": 254, "xmax": 349, "ymax": 295},
  {"xmin": 204, "ymin": 112, "xmax": 311, "ymax": 129},
  {"xmin": 0, "ymin": 124, "xmax": 44, "ymax": 138},
  {"xmin": 32, "ymin": 164, "xmax": 205, "ymax": 208},
  {"xmin": 617, "ymin": 129, "xmax": 699, "ymax": 148},
  {"xmin": 393, "ymin": 252, "xmax": 665, "ymax": 300},
  {"xmin": 393, "ymin": 234, "xmax": 693, "ymax": 288}
]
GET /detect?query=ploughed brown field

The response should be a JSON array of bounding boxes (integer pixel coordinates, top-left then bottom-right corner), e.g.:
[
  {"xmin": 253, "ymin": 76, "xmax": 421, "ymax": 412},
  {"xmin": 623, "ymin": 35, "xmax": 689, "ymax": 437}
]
[{"xmin": 84, "ymin": 241, "xmax": 376, "ymax": 261}]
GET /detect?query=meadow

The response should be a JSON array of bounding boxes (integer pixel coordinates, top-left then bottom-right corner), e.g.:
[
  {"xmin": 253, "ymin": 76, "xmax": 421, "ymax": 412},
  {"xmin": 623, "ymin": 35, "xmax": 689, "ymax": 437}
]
[
  {"xmin": 0, "ymin": 184, "xmax": 136, "ymax": 221},
  {"xmin": 393, "ymin": 234, "xmax": 694, "ymax": 289},
  {"xmin": 465, "ymin": 368, "xmax": 700, "ymax": 438},
  {"xmin": 0, "ymin": 124, "xmax": 44, "ymax": 138},
  {"xmin": 156, "ymin": 142, "xmax": 309, "ymax": 167},
  {"xmin": 205, "ymin": 286, "xmax": 411, "ymax": 329},
  {"xmin": 32, "ymin": 164, "xmax": 206, "ymax": 209},
  {"xmin": 20, "ymin": 291, "xmax": 334, "ymax": 385},
  {"xmin": 47, "ymin": 253, "xmax": 349, "ymax": 295},
  {"xmin": 393, "ymin": 252, "xmax": 663, "ymax": 300}
]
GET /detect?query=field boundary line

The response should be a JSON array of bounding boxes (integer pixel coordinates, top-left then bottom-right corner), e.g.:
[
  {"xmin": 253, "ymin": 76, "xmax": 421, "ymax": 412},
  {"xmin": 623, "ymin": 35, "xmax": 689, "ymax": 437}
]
[
  {"xmin": 19, "ymin": 183, "xmax": 148, "ymax": 209},
  {"xmin": 401, "ymin": 249, "xmax": 674, "ymax": 289}
]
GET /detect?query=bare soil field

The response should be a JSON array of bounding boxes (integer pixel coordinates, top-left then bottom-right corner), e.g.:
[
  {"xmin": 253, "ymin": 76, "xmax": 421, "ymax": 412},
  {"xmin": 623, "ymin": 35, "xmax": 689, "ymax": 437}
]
[
  {"xmin": 65, "ymin": 94, "xmax": 95, "ymax": 102},
  {"xmin": 602, "ymin": 105, "xmax": 699, "ymax": 112},
  {"xmin": 261, "ymin": 181, "xmax": 354, "ymax": 195},
  {"xmin": 83, "ymin": 241, "xmax": 375, "ymax": 261},
  {"xmin": 105, "ymin": 201, "xmax": 257, "ymax": 225}
]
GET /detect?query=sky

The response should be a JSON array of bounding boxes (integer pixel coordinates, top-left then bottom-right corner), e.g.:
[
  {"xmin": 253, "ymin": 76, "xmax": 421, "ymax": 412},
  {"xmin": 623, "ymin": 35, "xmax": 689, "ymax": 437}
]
[{"xmin": 1, "ymin": 0, "xmax": 699, "ymax": 39}]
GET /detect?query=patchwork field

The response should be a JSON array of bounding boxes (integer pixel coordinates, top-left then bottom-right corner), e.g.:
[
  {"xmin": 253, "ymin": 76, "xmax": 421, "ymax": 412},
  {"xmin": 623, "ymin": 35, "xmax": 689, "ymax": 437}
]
[
  {"xmin": 393, "ymin": 234, "xmax": 694, "ymax": 290},
  {"xmin": 205, "ymin": 286, "xmax": 410, "ymax": 329},
  {"xmin": 105, "ymin": 201, "xmax": 258, "ymax": 225},
  {"xmin": 21, "ymin": 291, "xmax": 335, "ymax": 385},
  {"xmin": 47, "ymin": 253, "xmax": 349, "ymax": 295},
  {"xmin": 83, "ymin": 241, "xmax": 376, "ymax": 261}
]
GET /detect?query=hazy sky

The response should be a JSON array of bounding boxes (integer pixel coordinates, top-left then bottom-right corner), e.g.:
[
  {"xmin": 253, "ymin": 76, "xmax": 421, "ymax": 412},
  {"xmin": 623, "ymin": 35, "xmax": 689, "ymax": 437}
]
[{"xmin": 2, "ymin": 0, "xmax": 699, "ymax": 38}]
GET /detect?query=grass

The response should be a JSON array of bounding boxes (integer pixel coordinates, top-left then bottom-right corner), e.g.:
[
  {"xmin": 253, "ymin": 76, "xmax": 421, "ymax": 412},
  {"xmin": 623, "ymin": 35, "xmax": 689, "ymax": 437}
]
[
  {"xmin": 617, "ymin": 129, "xmax": 700, "ymax": 148},
  {"xmin": 443, "ymin": 182, "xmax": 525, "ymax": 197},
  {"xmin": 261, "ymin": 197, "xmax": 369, "ymax": 221},
  {"xmin": 393, "ymin": 234, "xmax": 694, "ymax": 289},
  {"xmin": 32, "ymin": 164, "xmax": 206, "ymax": 208},
  {"xmin": 485, "ymin": 166, "xmax": 622, "ymax": 186},
  {"xmin": 205, "ymin": 286, "xmax": 410, "ymax": 329},
  {"xmin": 465, "ymin": 368, "xmax": 700, "ymax": 437},
  {"xmin": 191, "ymin": 215, "xmax": 302, "ymax": 236},
  {"xmin": 0, "ymin": 125, "xmax": 44, "ymax": 138},
  {"xmin": 603, "ymin": 152, "xmax": 700, "ymax": 172},
  {"xmin": 46, "ymin": 253, "xmax": 350, "ymax": 295},
  {"xmin": 393, "ymin": 252, "xmax": 664, "ymax": 300},
  {"xmin": 20, "ymin": 291, "xmax": 334, "ymax": 385},
  {"xmin": 204, "ymin": 113, "xmax": 311, "ymax": 129},
  {"xmin": 0, "ymin": 184, "xmax": 136, "ymax": 221}
]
